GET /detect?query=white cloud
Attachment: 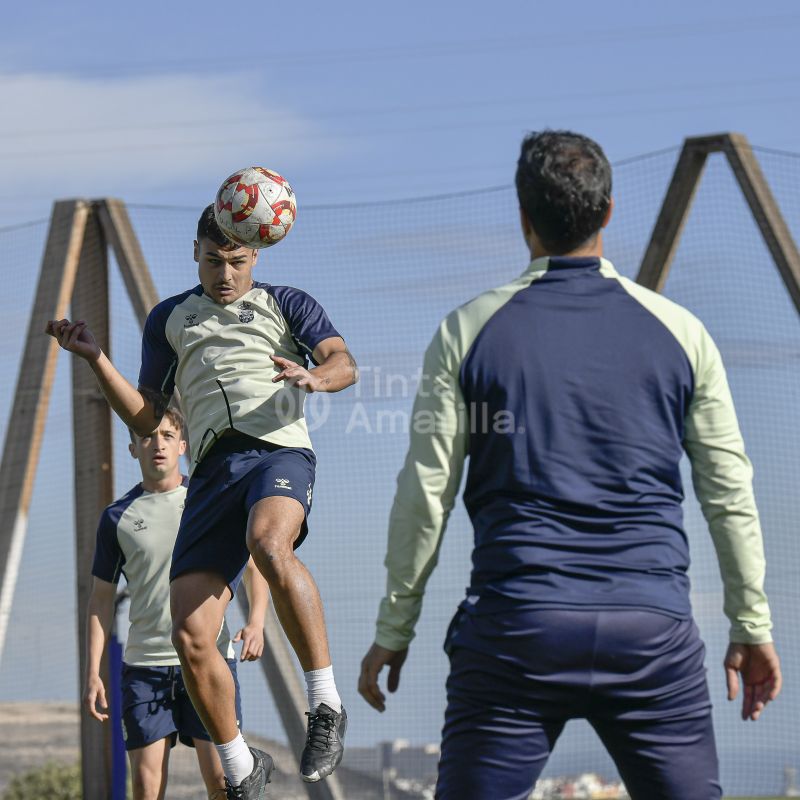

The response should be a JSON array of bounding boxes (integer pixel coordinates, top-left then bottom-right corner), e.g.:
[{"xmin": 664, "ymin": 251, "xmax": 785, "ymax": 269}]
[{"xmin": 0, "ymin": 72, "xmax": 336, "ymax": 219}]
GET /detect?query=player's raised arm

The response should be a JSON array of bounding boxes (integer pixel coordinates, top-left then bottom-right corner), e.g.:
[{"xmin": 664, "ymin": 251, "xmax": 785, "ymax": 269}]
[
  {"xmin": 271, "ymin": 336, "xmax": 358, "ymax": 394},
  {"xmin": 311, "ymin": 336, "xmax": 359, "ymax": 391},
  {"xmin": 45, "ymin": 318, "xmax": 162, "ymax": 435}
]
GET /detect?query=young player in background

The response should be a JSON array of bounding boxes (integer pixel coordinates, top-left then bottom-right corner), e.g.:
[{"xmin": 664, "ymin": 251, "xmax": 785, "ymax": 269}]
[{"xmin": 84, "ymin": 407, "xmax": 269, "ymax": 800}]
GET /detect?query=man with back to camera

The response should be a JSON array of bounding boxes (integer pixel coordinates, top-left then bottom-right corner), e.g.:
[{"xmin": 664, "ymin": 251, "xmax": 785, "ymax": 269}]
[
  {"xmin": 84, "ymin": 406, "xmax": 268, "ymax": 800},
  {"xmin": 48, "ymin": 204, "xmax": 358, "ymax": 800},
  {"xmin": 358, "ymin": 130, "xmax": 782, "ymax": 799}
]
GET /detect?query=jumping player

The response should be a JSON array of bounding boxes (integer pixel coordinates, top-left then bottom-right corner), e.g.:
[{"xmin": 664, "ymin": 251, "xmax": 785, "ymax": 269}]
[
  {"xmin": 49, "ymin": 205, "xmax": 358, "ymax": 799},
  {"xmin": 359, "ymin": 130, "xmax": 782, "ymax": 800},
  {"xmin": 84, "ymin": 407, "xmax": 268, "ymax": 800}
]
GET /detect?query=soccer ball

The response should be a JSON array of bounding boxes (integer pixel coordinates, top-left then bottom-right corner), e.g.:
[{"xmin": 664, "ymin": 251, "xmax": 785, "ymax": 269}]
[{"xmin": 214, "ymin": 167, "xmax": 297, "ymax": 248}]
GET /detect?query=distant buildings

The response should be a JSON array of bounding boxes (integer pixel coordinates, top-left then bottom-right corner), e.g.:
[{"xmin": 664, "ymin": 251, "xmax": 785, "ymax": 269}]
[
  {"xmin": 785, "ymin": 766, "xmax": 799, "ymax": 797},
  {"xmin": 346, "ymin": 739, "xmax": 440, "ymax": 784},
  {"xmin": 530, "ymin": 773, "xmax": 629, "ymax": 800},
  {"xmin": 344, "ymin": 740, "xmax": 630, "ymax": 800}
]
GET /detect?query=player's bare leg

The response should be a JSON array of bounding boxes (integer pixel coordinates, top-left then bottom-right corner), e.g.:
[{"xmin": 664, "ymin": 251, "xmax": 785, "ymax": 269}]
[
  {"xmin": 128, "ymin": 737, "xmax": 170, "ymax": 800},
  {"xmin": 247, "ymin": 495, "xmax": 347, "ymax": 782},
  {"xmin": 194, "ymin": 738, "xmax": 227, "ymax": 799},
  {"xmin": 170, "ymin": 572, "xmax": 237, "ymax": 743},
  {"xmin": 247, "ymin": 496, "xmax": 330, "ymax": 670},
  {"xmin": 171, "ymin": 571, "xmax": 273, "ymax": 796}
]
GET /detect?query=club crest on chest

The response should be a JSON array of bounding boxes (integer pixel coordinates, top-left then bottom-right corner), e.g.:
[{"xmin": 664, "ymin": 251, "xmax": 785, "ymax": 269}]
[{"xmin": 237, "ymin": 301, "xmax": 255, "ymax": 324}]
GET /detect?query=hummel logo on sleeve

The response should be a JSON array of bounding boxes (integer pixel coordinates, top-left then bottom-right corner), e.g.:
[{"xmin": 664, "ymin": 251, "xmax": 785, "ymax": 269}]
[
  {"xmin": 275, "ymin": 477, "xmax": 292, "ymax": 490},
  {"xmin": 132, "ymin": 518, "xmax": 148, "ymax": 532},
  {"xmin": 184, "ymin": 313, "xmax": 198, "ymax": 328}
]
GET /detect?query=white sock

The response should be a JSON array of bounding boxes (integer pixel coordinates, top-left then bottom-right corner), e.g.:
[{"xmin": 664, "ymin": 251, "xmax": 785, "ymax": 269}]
[
  {"xmin": 215, "ymin": 733, "xmax": 254, "ymax": 785},
  {"xmin": 304, "ymin": 665, "xmax": 342, "ymax": 713}
]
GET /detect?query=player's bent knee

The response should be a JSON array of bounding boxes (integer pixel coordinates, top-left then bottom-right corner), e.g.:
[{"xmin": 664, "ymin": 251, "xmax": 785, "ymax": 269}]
[
  {"xmin": 247, "ymin": 531, "xmax": 297, "ymax": 572},
  {"xmin": 171, "ymin": 621, "xmax": 216, "ymax": 664}
]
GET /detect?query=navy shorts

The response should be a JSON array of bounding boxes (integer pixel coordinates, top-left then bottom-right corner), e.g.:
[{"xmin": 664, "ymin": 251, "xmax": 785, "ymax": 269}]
[
  {"xmin": 170, "ymin": 433, "xmax": 316, "ymax": 592},
  {"xmin": 121, "ymin": 659, "xmax": 242, "ymax": 750},
  {"xmin": 437, "ymin": 608, "xmax": 721, "ymax": 800}
]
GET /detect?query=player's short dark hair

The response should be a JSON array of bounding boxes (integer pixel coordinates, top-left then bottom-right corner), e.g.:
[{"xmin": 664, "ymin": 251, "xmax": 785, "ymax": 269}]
[
  {"xmin": 197, "ymin": 204, "xmax": 238, "ymax": 249},
  {"xmin": 128, "ymin": 405, "xmax": 186, "ymax": 443},
  {"xmin": 515, "ymin": 130, "xmax": 612, "ymax": 254}
]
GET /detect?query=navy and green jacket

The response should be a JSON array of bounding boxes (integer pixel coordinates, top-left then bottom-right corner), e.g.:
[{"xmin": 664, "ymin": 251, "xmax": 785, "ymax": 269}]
[{"xmin": 375, "ymin": 256, "xmax": 771, "ymax": 650}]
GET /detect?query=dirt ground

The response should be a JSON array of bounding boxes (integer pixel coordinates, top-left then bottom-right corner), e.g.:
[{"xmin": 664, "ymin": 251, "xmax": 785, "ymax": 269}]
[{"xmin": 0, "ymin": 702, "xmax": 416, "ymax": 799}]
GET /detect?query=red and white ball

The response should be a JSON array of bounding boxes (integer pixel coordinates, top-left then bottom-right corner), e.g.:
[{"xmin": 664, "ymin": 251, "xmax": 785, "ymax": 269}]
[{"xmin": 214, "ymin": 167, "xmax": 297, "ymax": 248}]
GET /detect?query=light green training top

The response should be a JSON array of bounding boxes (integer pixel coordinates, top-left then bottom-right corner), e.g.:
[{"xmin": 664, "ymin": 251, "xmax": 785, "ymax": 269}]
[{"xmin": 92, "ymin": 481, "xmax": 235, "ymax": 666}]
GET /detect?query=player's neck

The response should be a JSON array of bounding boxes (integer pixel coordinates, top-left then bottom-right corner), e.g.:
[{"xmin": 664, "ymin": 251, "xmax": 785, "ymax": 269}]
[
  {"xmin": 140, "ymin": 472, "xmax": 183, "ymax": 493},
  {"xmin": 528, "ymin": 232, "xmax": 604, "ymax": 260}
]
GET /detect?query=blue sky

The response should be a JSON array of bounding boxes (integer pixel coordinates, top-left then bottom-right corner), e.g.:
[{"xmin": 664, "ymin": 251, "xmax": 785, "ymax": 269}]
[{"xmin": 1, "ymin": 0, "xmax": 799, "ymax": 225}]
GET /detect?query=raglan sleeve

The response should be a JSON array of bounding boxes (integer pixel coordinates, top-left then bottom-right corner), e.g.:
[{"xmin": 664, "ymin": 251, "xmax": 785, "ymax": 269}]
[
  {"xmin": 683, "ymin": 324, "xmax": 772, "ymax": 644},
  {"xmin": 269, "ymin": 286, "xmax": 341, "ymax": 365},
  {"xmin": 91, "ymin": 508, "xmax": 125, "ymax": 584},
  {"xmin": 138, "ymin": 301, "xmax": 178, "ymax": 397},
  {"xmin": 374, "ymin": 317, "xmax": 469, "ymax": 651}
]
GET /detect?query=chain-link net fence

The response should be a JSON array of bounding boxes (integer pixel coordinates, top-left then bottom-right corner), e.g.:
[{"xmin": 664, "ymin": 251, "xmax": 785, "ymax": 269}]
[{"xmin": 0, "ymin": 142, "xmax": 798, "ymax": 798}]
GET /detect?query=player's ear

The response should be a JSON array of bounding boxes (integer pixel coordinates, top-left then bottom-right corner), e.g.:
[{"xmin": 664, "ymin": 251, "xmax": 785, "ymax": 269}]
[
  {"xmin": 128, "ymin": 442, "xmax": 137, "ymax": 459},
  {"xmin": 519, "ymin": 207, "xmax": 540, "ymax": 254},
  {"xmin": 519, "ymin": 207, "xmax": 531, "ymax": 234},
  {"xmin": 519, "ymin": 207, "xmax": 532, "ymax": 239},
  {"xmin": 193, "ymin": 240, "xmax": 200, "ymax": 263},
  {"xmin": 601, "ymin": 197, "xmax": 614, "ymax": 229},
  {"xmin": 251, "ymin": 248, "xmax": 259, "ymax": 267},
  {"xmin": 178, "ymin": 439, "xmax": 187, "ymax": 456}
]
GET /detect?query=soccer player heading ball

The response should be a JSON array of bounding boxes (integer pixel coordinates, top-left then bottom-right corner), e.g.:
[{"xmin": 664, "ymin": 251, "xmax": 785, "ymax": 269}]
[{"xmin": 48, "ymin": 203, "xmax": 358, "ymax": 799}]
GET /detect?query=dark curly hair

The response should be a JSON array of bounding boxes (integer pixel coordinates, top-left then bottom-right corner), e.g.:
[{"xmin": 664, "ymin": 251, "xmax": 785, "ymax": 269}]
[
  {"xmin": 515, "ymin": 130, "xmax": 612, "ymax": 254},
  {"xmin": 196, "ymin": 203, "xmax": 238, "ymax": 249}
]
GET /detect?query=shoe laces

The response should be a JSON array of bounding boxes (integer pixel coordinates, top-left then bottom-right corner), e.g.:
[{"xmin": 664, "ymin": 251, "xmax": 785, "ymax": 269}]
[
  {"xmin": 225, "ymin": 778, "xmax": 245, "ymax": 799},
  {"xmin": 305, "ymin": 708, "xmax": 336, "ymax": 751}
]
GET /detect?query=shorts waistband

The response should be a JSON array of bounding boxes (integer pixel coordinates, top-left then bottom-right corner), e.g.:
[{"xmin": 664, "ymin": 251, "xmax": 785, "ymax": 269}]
[{"xmin": 205, "ymin": 430, "xmax": 285, "ymax": 457}]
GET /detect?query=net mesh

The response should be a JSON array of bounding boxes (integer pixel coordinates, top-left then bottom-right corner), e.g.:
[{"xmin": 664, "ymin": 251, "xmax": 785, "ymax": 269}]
[{"xmin": 0, "ymin": 143, "xmax": 798, "ymax": 798}]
